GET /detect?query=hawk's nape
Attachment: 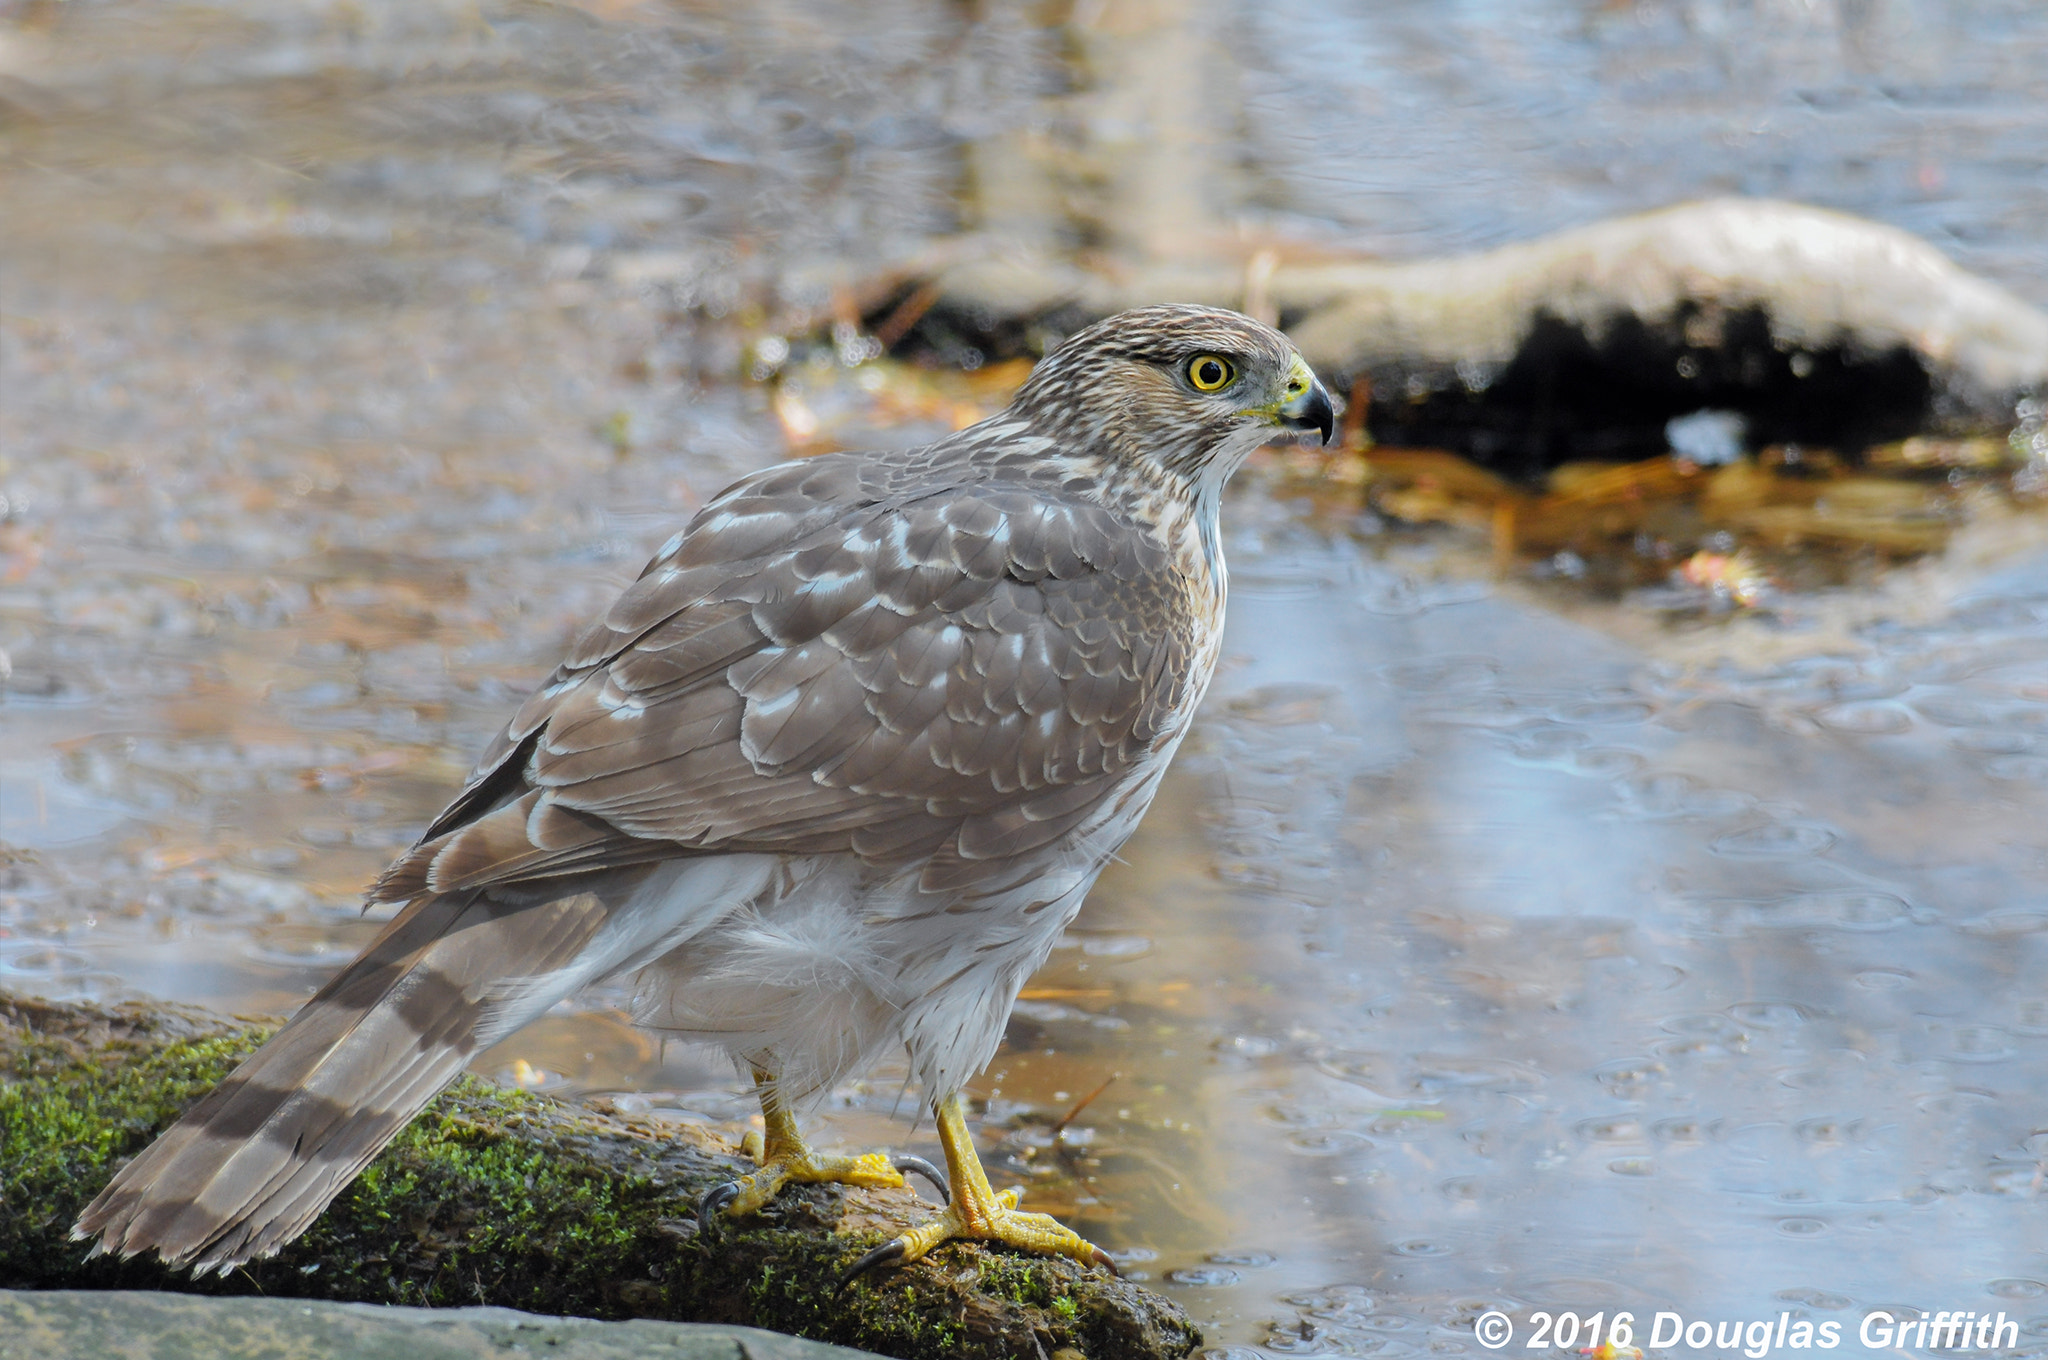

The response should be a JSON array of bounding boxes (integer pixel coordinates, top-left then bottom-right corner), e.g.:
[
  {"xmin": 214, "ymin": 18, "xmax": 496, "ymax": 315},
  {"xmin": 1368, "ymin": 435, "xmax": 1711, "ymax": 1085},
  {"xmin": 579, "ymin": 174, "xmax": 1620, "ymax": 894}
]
[{"xmin": 74, "ymin": 305, "xmax": 1333, "ymax": 1279}]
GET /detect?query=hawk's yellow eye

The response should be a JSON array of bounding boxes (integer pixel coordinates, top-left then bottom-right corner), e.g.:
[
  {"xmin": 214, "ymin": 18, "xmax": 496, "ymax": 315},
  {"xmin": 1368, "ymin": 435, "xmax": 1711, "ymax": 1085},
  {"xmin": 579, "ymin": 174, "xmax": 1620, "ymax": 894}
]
[{"xmin": 1185, "ymin": 354, "xmax": 1236, "ymax": 392}]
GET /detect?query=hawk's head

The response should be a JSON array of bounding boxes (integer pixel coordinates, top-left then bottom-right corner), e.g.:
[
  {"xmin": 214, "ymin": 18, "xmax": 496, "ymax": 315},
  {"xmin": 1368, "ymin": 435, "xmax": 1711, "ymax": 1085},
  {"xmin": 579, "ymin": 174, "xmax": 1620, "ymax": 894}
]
[{"xmin": 1009, "ymin": 304, "xmax": 1335, "ymax": 486}]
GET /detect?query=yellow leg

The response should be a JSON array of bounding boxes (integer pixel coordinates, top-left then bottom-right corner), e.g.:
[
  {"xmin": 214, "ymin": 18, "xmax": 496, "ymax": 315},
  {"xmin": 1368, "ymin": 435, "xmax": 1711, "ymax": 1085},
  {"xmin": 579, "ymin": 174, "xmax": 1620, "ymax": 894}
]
[
  {"xmin": 700, "ymin": 1070, "xmax": 944, "ymax": 1228},
  {"xmin": 841, "ymin": 1093, "xmax": 1114, "ymax": 1283}
]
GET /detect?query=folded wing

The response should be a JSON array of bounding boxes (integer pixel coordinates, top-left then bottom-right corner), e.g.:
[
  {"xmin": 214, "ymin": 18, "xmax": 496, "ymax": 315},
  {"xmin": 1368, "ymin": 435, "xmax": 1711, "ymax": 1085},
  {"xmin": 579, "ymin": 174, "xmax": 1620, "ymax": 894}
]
[{"xmin": 378, "ymin": 448, "xmax": 1197, "ymax": 903}]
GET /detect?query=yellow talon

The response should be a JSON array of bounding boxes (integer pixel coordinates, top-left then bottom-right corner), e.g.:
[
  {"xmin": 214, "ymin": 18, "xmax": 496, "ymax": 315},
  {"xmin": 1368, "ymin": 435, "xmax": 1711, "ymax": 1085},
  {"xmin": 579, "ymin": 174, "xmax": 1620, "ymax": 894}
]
[
  {"xmin": 719, "ymin": 1142, "xmax": 907, "ymax": 1217},
  {"xmin": 699, "ymin": 1070, "xmax": 915, "ymax": 1228},
  {"xmin": 840, "ymin": 1094, "xmax": 1115, "ymax": 1284}
]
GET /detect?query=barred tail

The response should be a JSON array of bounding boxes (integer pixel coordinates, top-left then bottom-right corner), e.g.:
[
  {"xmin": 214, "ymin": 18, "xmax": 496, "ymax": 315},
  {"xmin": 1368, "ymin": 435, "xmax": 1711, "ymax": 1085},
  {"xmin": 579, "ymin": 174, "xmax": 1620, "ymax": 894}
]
[{"xmin": 72, "ymin": 881, "xmax": 617, "ymax": 1273}]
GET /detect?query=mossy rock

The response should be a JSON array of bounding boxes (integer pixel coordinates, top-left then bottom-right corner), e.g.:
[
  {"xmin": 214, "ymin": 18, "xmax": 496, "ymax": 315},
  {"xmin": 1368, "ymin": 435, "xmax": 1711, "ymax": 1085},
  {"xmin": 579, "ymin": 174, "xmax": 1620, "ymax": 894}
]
[{"xmin": 0, "ymin": 994, "xmax": 1199, "ymax": 1360}]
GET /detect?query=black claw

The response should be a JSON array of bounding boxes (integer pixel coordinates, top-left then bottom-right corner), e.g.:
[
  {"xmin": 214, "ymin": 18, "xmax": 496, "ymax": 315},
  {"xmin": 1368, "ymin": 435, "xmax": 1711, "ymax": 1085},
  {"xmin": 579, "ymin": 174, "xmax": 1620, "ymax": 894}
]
[
  {"xmin": 837, "ymin": 1237, "xmax": 908, "ymax": 1291},
  {"xmin": 696, "ymin": 1180, "xmax": 741, "ymax": 1233},
  {"xmin": 891, "ymin": 1155, "xmax": 950, "ymax": 1205}
]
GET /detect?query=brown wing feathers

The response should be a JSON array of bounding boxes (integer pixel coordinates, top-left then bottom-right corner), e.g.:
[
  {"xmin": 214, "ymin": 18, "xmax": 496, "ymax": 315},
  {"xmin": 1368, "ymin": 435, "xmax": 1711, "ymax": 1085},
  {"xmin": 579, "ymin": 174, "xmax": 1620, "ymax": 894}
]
[{"xmin": 388, "ymin": 474, "xmax": 1184, "ymax": 901}]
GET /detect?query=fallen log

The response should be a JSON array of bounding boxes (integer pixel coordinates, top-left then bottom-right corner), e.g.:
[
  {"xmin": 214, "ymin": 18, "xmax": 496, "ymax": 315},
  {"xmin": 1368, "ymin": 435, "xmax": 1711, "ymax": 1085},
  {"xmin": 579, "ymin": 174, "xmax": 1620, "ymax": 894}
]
[
  {"xmin": 927, "ymin": 199, "xmax": 2048, "ymax": 401},
  {"xmin": 0, "ymin": 994, "xmax": 1199, "ymax": 1360},
  {"xmin": 888, "ymin": 199, "xmax": 2047, "ymax": 477}
]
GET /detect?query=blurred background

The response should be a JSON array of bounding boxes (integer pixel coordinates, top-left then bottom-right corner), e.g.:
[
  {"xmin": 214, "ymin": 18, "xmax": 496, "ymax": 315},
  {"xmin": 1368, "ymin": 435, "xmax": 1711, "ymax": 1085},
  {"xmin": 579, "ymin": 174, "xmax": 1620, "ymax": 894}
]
[{"xmin": 6, "ymin": 1, "xmax": 2048, "ymax": 1354}]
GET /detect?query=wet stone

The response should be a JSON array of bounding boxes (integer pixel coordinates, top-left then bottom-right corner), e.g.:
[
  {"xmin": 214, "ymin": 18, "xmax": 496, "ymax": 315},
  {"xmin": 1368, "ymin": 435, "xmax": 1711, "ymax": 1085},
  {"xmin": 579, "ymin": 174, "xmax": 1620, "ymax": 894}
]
[{"xmin": 0, "ymin": 1291, "xmax": 886, "ymax": 1360}]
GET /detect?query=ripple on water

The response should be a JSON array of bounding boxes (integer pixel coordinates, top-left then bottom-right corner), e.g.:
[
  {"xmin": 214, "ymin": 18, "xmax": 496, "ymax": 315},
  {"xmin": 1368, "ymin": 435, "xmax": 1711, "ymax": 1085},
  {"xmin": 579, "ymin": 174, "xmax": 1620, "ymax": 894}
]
[
  {"xmin": 1556, "ymin": 699, "xmax": 1655, "ymax": 725},
  {"xmin": 1594, "ymin": 958, "xmax": 1687, "ymax": 995},
  {"xmin": 1439, "ymin": 1176, "xmax": 1483, "ymax": 1203},
  {"xmin": 0, "ymin": 944, "xmax": 95, "ymax": 978},
  {"xmin": 1711, "ymin": 822, "xmax": 1838, "ymax": 858},
  {"xmin": 1654, "ymin": 1034, "xmax": 1743, "ymax": 1063},
  {"xmin": 1222, "ymin": 682, "xmax": 1342, "ymax": 726},
  {"xmin": 1166, "ymin": 1266, "xmax": 1242, "ymax": 1287},
  {"xmin": 1947, "ymin": 597, "xmax": 2048, "ymax": 631},
  {"xmin": 1612, "ymin": 771, "xmax": 1752, "ymax": 820},
  {"xmin": 1662, "ymin": 1012, "xmax": 1748, "ymax": 1038},
  {"xmin": 1572, "ymin": 746, "xmax": 1647, "ymax": 777},
  {"xmin": 1986, "ymin": 1163, "xmax": 2040, "ymax": 1195},
  {"xmin": 1945, "ymin": 1025, "xmax": 2016, "ymax": 1062},
  {"xmin": 1357, "ymin": 1313, "xmax": 1422, "ymax": 1334},
  {"xmin": 1954, "ymin": 909, "xmax": 2048, "ymax": 941},
  {"xmin": 1207, "ymin": 1250, "xmax": 1277, "ymax": 1268},
  {"xmin": 1794, "ymin": 1116, "xmax": 1857, "ymax": 1145},
  {"xmin": 1676, "ymin": 896, "xmax": 1765, "ymax": 935},
  {"xmin": 1075, "ymin": 932, "xmax": 1152, "ymax": 958},
  {"xmin": 2004, "ymin": 702, "xmax": 2048, "ymax": 732},
  {"xmin": 1259, "ymin": 1099, "xmax": 1340, "ymax": 1129},
  {"xmin": 1417, "ymin": 1048, "xmax": 1540, "ymax": 1097},
  {"xmin": 1413, "ymin": 690, "xmax": 1531, "ymax": 728},
  {"xmin": 1987, "ymin": 1279, "xmax": 2048, "ymax": 1300},
  {"xmin": 1652, "ymin": 1116, "xmax": 1716, "ymax": 1145},
  {"xmin": 1231, "ymin": 565, "xmax": 1336, "ymax": 599},
  {"xmin": 1257, "ymin": 1326, "xmax": 1342, "ymax": 1355},
  {"xmin": 1728, "ymin": 1001, "xmax": 1813, "ymax": 1027},
  {"xmin": 1382, "ymin": 654, "xmax": 1500, "ymax": 693},
  {"xmin": 241, "ymin": 924, "xmax": 351, "ymax": 968},
  {"xmin": 1911, "ymin": 694, "xmax": 2005, "ymax": 727},
  {"xmin": 1364, "ymin": 1111, "xmax": 1449, "ymax": 1141},
  {"xmin": 1288, "ymin": 1129, "xmax": 1375, "ymax": 1157},
  {"xmin": 2, "ymin": 661, "xmax": 107, "ymax": 707},
  {"xmin": 1504, "ymin": 722, "xmax": 1589, "ymax": 762},
  {"xmin": 1914, "ymin": 1088, "xmax": 2001, "ymax": 1118},
  {"xmin": 1512, "ymin": 1277, "xmax": 1636, "ymax": 1307},
  {"xmin": 1951, "ymin": 729, "xmax": 2036, "ymax": 756},
  {"xmin": 1279, "ymin": 1284, "xmax": 1375, "ymax": 1315},
  {"xmin": 1316, "ymin": 1051, "xmax": 1401, "ymax": 1098},
  {"xmin": 1576, "ymin": 1116, "xmax": 1648, "ymax": 1144},
  {"xmin": 1782, "ymin": 891, "xmax": 1914, "ymax": 931},
  {"xmin": 1984, "ymin": 754, "xmax": 2048, "ymax": 783},
  {"xmin": 1356, "ymin": 574, "xmax": 1489, "ymax": 616},
  {"xmin": 1389, "ymin": 1239, "xmax": 1455, "ymax": 1257},
  {"xmin": 1815, "ymin": 701, "xmax": 1915, "ymax": 735},
  {"xmin": 1594, "ymin": 1056, "xmax": 1669, "ymax": 1098}
]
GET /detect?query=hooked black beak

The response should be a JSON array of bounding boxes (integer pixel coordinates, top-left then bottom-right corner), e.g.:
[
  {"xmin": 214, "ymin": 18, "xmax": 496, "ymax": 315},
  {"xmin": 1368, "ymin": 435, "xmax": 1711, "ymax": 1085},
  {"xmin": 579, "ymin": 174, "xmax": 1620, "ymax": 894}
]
[{"xmin": 1279, "ymin": 371, "xmax": 1336, "ymax": 446}]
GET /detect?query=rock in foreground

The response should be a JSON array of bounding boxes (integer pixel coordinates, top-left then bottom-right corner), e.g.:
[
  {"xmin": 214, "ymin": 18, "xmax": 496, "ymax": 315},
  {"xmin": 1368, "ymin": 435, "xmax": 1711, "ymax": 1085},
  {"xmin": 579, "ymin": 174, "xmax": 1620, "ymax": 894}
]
[
  {"xmin": 0, "ymin": 1290, "xmax": 880, "ymax": 1360},
  {"xmin": 0, "ymin": 994, "xmax": 1198, "ymax": 1360}
]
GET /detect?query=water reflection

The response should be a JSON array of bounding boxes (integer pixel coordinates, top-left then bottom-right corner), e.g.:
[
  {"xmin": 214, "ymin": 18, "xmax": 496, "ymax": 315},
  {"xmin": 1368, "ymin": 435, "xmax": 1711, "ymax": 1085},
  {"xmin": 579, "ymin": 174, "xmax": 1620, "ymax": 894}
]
[{"xmin": 1071, "ymin": 505, "xmax": 2048, "ymax": 1347}]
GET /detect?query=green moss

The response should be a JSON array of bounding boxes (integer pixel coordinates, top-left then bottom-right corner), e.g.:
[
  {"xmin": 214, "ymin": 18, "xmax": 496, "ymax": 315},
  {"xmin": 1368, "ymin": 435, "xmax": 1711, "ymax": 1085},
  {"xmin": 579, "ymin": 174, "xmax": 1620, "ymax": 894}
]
[
  {"xmin": 0, "ymin": 996, "xmax": 1200, "ymax": 1360},
  {"xmin": 979, "ymin": 1256, "xmax": 1057, "ymax": 1308},
  {"xmin": 0, "ymin": 1026, "xmax": 264, "ymax": 1263}
]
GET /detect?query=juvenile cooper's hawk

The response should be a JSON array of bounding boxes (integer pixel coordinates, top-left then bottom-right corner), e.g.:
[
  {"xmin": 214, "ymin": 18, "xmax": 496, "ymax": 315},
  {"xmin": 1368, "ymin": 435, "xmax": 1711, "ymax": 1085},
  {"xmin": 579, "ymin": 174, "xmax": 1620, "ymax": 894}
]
[{"xmin": 75, "ymin": 304, "xmax": 1334, "ymax": 1278}]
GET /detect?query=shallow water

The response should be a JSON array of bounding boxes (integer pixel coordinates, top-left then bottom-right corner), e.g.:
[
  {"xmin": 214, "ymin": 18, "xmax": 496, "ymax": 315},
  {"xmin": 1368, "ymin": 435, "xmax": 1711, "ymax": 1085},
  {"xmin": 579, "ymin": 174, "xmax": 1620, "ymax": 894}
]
[{"xmin": 7, "ymin": 1, "xmax": 2048, "ymax": 1353}]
